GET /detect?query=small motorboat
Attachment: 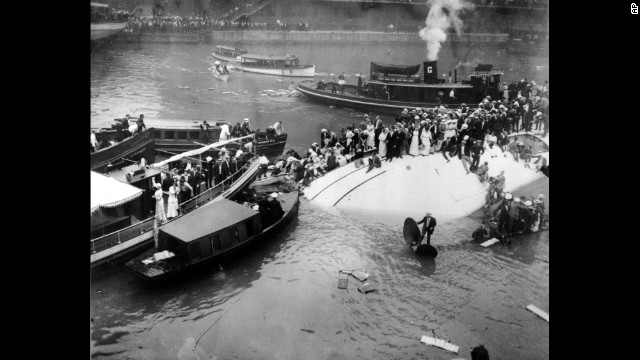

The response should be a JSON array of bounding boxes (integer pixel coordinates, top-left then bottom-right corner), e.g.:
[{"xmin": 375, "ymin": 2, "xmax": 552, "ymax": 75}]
[{"xmin": 210, "ymin": 61, "xmax": 230, "ymax": 82}]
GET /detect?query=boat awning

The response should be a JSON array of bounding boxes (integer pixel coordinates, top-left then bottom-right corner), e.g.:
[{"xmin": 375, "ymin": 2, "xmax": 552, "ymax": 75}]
[
  {"xmin": 371, "ymin": 62, "xmax": 421, "ymax": 76},
  {"xmin": 91, "ymin": 2, "xmax": 109, "ymax": 8},
  {"xmin": 161, "ymin": 198, "xmax": 258, "ymax": 242},
  {"xmin": 91, "ymin": 171, "xmax": 143, "ymax": 213}
]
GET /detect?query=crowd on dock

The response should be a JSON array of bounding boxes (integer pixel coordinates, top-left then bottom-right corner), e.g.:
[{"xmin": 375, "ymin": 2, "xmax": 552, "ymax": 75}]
[{"xmin": 123, "ymin": 16, "xmax": 311, "ymax": 34}]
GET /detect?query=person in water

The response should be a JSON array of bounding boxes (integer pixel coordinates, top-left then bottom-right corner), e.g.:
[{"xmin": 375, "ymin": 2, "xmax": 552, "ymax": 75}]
[{"xmin": 415, "ymin": 212, "xmax": 437, "ymax": 245}]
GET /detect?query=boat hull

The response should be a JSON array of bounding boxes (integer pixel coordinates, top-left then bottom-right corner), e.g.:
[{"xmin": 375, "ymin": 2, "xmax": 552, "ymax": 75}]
[
  {"xmin": 91, "ymin": 22, "xmax": 128, "ymax": 41},
  {"xmin": 296, "ymin": 82, "xmax": 475, "ymax": 115},
  {"xmin": 211, "ymin": 71, "xmax": 230, "ymax": 82},
  {"xmin": 212, "ymin": 52, "xmax": 242, "ymax": 62},
  {"xmin": 232, "ymin": 64, "xmax": 315, "ymax": 77},
  {"xmin": 126, "ymin": 191, "xmax": 300, "ymax": 281},
  {"xmin": 91, "ymin": 129, "xmax": 155, "ymax": 173}
]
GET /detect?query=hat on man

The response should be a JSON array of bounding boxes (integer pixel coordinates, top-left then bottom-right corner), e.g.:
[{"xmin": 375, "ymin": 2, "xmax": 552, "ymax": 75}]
[
  {"xmin": 312, "ymin": 142, "xmax": 318, "ymax": 146},
  {"xmin": 538, "ymin": 194, "xmax": 545, "ymax": 199},
  {"xmin": 463, "ymin": 135, "xmax": 469, "ymax": 140},
  {"xmin": 321, "ymin": 129, "xmax": 327, "ymax": 132},
  {"xmin": 505, "ymin": 193, "xmax": 513, "ymax": 200},
  {"xmin": 252, "ymin": 205, "xmax": 260, "ymax": 211},
  {"xmin": 206, "ymin": 156, "xmax": 213, "ymax": 162},
  {"xmin": 524, "ymin": 200, "xmax": 533, "ymax": 206},
  {"xmin": 243, "ymin": 118, "xmax": 249, "ymax": 122},
  {"xmin": 461, "ymin": 124, "xmax": 468, "ymax": 129},
  {"xmin": 414, "ymin": 116, "xmax": 419, "ymax": 120},
  {"xmin": 270, "ymin": 192, "xmax": 279, "ymax": 198}
]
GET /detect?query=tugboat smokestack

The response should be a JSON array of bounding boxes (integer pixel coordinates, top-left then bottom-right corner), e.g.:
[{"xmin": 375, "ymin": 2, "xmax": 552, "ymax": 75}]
[{"xmin": 423, "ymin": 61, "xmax": 438, "ymax": 84}]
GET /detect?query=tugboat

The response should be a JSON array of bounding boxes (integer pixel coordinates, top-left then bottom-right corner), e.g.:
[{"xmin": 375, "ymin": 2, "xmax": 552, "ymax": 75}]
[{"xmin": 296, "ymin": 61, "xmax": 504, "ymax": 114}]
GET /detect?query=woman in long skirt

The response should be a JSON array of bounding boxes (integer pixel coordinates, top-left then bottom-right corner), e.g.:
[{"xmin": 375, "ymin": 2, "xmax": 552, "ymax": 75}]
[
  {"xmin": 154, "ymin": 184, "xmax": 167, "ymax": 223},
  {"xmin": 378, "ymin": 127, "xmax": 388, "ymax": 158},
  {"xmin": 366, "ymin": 121, "xmax": 375, "ymax": 149},
  {"xmin": 409, "ymin": 126, "xmax": 420, "ymax": 156},
  {"xmin": 419, "ymin": 125, "xmax": 432, "ymax": 156},
  {"xmin": 166, "ymin": 181, "xmax": 179, "ymax": 219}
]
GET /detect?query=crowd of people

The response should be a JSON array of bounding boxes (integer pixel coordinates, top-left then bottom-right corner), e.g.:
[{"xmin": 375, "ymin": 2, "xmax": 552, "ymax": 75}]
[
  {"xmin": 91, "ymin": 114, "xmax": 148, "ymax": 152},
  {"xmin": 123, "ymin": 16, "xmax": 311, "ymax": 34},
  {"xmin": 153, "ymin": 145, "xmax": 255, "ymax": 222},
  {"xmin": 474, "ymin": 190, "xmax": 547, "ymax": 244}
]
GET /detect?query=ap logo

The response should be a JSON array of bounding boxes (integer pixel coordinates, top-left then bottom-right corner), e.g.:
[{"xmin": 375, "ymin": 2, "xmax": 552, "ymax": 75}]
[{"xmin": 633, "ymin": 3, "xmax": 639, "ymax": 14}]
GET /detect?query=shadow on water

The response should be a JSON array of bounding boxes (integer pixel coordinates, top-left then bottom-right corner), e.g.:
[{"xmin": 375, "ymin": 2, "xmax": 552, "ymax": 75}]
[{"xmin": 90, "ymin": 217, "xmax": 300, "ymax": 350}]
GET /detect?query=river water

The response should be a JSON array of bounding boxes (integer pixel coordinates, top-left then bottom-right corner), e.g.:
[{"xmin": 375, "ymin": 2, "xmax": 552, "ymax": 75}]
[{"xmin": 90, "ymin": 41, "xmax": 549, "ymax": 360}]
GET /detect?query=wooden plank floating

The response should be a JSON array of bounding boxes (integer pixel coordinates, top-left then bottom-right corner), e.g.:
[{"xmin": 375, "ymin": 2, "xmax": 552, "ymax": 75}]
[
  {"xmin": 480, "ymin": 238, "xmax": 500, "ymax": 247},
  {"xmin": 420, "ymin": 335, "xmax": 460, "ymax": 354},
  {"xmin": 338, "ymin": 271, "xmax": 349, "ymax": 289},
  {"xmin": 526, "ymin": 304, "xmax": 549, "ymax": 322}
]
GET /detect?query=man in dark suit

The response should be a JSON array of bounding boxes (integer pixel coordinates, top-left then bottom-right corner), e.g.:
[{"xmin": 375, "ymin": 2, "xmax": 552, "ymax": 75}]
[
  {"xmin": 386, "ymin": 127, "xmax": 396, "ymax": 162},
  {"xmin": 471, "ymin": 140, "xmax": 484, "ymax": 170},
  {"xmin": 416, "ymin": 212, "xmax": 437, "ymax": 245},
  {"xmin": 161, "ymin": 173, "xmax": 174, "ymax": 208},
  {"xmin": 213, "ymin": 159, "xmax": 229, "ymax": 186},
  {"xmin": 326, "ymin": 151, "xmax": 338, "ymax": 171},
  {"xmin": 192, "ymin": 166, "xmax": 203, "ymax": 196},
  {"xmin": 395, "ymin": 125, "xmax": 405, "ymax": 159},
  {"xmin": 205, "ymin": 156, "xmax": 214, "ymax": 188}
]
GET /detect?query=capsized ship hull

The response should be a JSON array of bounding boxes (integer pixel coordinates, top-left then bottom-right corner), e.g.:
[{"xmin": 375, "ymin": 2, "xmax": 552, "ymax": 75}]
[{"xmin": 304, "ymin": 134, "xmax": 548, "ymax": 225}]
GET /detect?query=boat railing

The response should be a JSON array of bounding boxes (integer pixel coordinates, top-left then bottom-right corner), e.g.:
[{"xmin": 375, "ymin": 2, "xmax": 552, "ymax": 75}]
[{"xmin": 90, "ymin": 158, "xmax": 256, "ymax": 255}]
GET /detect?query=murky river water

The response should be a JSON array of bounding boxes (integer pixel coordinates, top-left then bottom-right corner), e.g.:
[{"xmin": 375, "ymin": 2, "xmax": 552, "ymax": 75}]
[{"xmin": 90, "ymin": 42, "xmax": 549, "ymax": 360}]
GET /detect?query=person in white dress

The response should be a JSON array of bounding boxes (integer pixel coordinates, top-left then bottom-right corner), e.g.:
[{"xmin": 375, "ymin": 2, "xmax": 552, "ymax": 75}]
[
  {"xmin": 366, "ymin": 121, "xmax": 375, "ymax": 149},
  {"xmin": 219, "ymin": 123, "xmax": 231, "ymax": 141},
  {"xmin": 378, "ymin": 127, "xmax": 388, "ymax": 158},
  {"xmin": 419, "ymin": 124, "xmax": 432, "ymax": 156},
  {"xmin": 409, "ymin": 126, "xmax": 420, "ymax": 156},
  {"xmin": 166, "ymin": 181, "xmax": 179, "ymax": 219},
  {"xmin": 154, "ymin": 183, "xmax": 167, "ymax": 223}
]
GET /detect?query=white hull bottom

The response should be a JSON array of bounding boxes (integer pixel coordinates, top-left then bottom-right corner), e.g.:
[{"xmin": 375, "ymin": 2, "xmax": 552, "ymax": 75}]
[
  {"xmin": 228, "ymin": 64, "xmax": 315, "ymax": 77},
  {"xmin": 304, "ymin": 148, "xmax": 548, "ymax": 226}
]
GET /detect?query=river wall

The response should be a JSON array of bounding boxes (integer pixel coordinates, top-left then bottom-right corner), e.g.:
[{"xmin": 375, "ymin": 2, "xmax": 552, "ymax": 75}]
[{"xmin": 114, "ymin": 30, "xmax": 510, "ymax": 45}]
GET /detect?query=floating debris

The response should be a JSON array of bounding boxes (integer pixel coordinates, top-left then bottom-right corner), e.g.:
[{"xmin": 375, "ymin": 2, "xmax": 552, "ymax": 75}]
[
  {"xmin": 526, "ymin": 304, "xmax": 549, "ymax": 322},
  {"xmin": 176, "ymin": 85, "xmax": 190, "ymax": 89},
  {"xmin": 338, "ymin": 271, "xmax": 349, "ymax": 289},
  {"xmin": 420, "ymin": 335, "xmax": 459, "ymax": 354},
  {"xmin": 207, "ymin": 88, "xmax": 215, "ymax": 90},
  {"xmin": 357, "ymin": 282, "xmax": 377, "ymax": 294},
  {"xmin": 480, "ymin": 238, "xmax": 500, "ymax": 247},
  {"xmin": 350, "ymin": 271, "xmax": 369, "ymax": 282}
]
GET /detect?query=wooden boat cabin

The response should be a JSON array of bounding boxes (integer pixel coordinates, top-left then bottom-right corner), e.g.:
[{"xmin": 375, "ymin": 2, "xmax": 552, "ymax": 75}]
[
  {"xmin": 365, "ymin": 61, "xmax": 504, "ymax": 105},
  {"xmin": 240, "ymin": 54, "xmax": 302, "ymax": 69},
  {"xmin": 158, "ymin": 198, "xmax": 262, "ymax": 265},
  {"xmin": 214, "ymin": 45, "xmax": 247, "ymax": 60}
]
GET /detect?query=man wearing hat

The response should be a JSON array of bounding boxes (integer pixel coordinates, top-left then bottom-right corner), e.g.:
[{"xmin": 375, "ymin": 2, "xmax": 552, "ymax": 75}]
[
  {"xmin": 200, "ymin": 120, "xmax": 211, "ymax": 144},
  {"xmin": 205, "ymin": 156, "xmax": 214, "ymax": 187},
  {"xmin": 415, "ymin": 212, "xmax": 437, "ymax": 246},
  {"xmin": 320, "ymin": 128, "xmax": 329, "ymax": 147},
  {"xmin": 240, "ymin": 118, "xmax": 252, "ymax": 136}
]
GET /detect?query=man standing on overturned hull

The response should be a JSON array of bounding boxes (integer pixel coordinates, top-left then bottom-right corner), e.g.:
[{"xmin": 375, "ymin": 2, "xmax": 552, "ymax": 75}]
[{"xmin": 415, "ymin": 212, "xmax": 437, "ymax": 246}]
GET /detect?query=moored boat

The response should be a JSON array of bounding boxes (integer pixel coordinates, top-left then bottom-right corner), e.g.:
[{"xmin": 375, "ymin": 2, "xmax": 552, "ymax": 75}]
[
  {"xmin": 296, "ymin": 61, "xmax": 504, "ymax": 115},
  {"xmin": 211, "ymin": 45, "xmax": 247, "ymax": 62},
  {"xmin": 90, "ymin": 143, "xmax": 261, "ymax": 269},
  {"xmin": 90, "ymin": 3, "xmax": 129, "ymax": 41},
  {"xmin": 126, "ymin": 191, "xmax": 300, "ymax": 281},
  {"xmin": 91, "ymin": 127, "xmax": 155, "ymax": 173},
  {"xmin": 230, "ymin": 54, "xmax": 315, "ymax": 77},
  {"xmin": 95, "ymin": 117, "xmax": 289, "ymax": 160}
]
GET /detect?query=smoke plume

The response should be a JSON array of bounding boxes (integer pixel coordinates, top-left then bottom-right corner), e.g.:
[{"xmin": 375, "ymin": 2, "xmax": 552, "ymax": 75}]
[{"xmin": 419, "ymin": 0, "xmax": 474, "ymax": 61}]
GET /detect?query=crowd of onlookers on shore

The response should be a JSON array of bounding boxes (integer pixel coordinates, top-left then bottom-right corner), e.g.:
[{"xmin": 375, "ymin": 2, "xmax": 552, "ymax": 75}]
[{"xmin": 122, "ymin": 16, "xmax": 311, "ymax": 34}]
